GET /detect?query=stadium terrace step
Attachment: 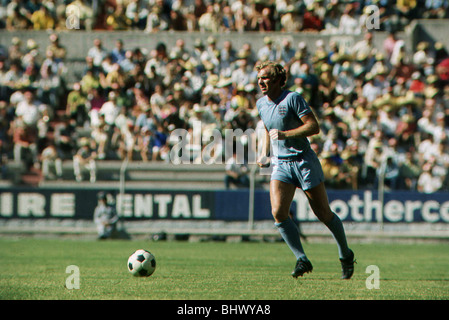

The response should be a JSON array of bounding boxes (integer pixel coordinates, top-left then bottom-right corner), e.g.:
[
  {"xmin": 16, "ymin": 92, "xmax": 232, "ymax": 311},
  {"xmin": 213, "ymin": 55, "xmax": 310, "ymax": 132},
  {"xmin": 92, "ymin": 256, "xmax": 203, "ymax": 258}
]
[{"xmin": 5, "ymin": 160, "xmax": 268, "ymax": 189}]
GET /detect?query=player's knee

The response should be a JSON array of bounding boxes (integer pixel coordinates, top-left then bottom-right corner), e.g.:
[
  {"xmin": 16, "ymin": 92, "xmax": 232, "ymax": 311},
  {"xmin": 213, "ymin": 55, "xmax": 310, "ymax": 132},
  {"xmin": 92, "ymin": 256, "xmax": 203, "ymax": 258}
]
[{"xmin": 271, "ymin": 207, "xmax": 289, "ymax": 223}]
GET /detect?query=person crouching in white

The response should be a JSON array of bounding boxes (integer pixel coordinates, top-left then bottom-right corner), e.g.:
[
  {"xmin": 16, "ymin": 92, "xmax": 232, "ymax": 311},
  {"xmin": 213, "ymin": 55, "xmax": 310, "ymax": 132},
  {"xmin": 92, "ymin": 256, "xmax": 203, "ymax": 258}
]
[{"xmin": 94, "ymin": 192, "xmax": 119, "ymax": 239}]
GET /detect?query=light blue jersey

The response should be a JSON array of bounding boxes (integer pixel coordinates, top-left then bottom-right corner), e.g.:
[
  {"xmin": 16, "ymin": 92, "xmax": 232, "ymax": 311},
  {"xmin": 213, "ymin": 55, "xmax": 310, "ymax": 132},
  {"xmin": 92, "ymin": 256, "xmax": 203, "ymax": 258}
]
[
  {"xmin": 256, "ymin": 90, "xmax": 312, "ymax": 159},
  {"xmin": 257, "ymin": 90, "xmax": 323, "ymax": 190}
]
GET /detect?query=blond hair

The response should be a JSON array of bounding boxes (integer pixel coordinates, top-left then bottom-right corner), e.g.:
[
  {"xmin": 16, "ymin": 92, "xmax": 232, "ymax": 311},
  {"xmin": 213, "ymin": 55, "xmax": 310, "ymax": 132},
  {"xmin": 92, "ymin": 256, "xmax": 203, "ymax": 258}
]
[{"xmin": 256, "ymin": 61, "xmax": 287, "ymax": 87}]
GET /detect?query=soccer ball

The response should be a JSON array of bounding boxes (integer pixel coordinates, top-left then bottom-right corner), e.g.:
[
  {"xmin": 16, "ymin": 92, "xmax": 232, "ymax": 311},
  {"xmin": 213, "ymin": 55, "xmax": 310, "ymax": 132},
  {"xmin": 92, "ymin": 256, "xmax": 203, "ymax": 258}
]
[{"xmin": 127, "ymin": 249, "xmax": 156, "ymax": 277}]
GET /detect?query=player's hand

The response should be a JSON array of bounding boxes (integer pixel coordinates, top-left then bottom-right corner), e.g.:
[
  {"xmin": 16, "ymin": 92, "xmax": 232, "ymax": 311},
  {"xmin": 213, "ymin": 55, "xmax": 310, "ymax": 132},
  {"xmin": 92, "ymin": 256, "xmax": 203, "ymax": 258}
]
[
  {"xmin": 269, "ymin": 129, "xmax": 285, "ymax": 140},
  {"xmin": 257, "ymin": 155, "xmax": 270, "ymax": 168}
]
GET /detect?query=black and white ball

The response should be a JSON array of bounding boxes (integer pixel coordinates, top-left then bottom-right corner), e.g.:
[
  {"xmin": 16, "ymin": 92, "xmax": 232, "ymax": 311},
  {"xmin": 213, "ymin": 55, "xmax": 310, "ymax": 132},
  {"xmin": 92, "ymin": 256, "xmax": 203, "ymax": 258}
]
[{"xmin": 127, "ymin": 249, "xmax": 156, "ymax": 277}]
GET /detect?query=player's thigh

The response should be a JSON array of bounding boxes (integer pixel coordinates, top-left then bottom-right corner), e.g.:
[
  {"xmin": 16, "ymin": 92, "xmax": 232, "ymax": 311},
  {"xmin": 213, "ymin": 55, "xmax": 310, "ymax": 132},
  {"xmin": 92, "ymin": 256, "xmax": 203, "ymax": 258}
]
[
  {"xmin": 303, "ymin": 182, "xmax": 333, "ymax": 224},
  {"xmin": 270, "ymin": 179, "xmax": 297, "ymax": 223}
]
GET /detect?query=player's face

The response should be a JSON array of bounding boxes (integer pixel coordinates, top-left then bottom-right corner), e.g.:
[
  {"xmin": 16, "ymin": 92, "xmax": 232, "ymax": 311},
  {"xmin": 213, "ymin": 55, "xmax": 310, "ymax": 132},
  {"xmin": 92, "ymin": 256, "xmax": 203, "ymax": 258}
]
[{"xmin": 257, "ymin": 67, "xmax": 280, "ymax": 97}]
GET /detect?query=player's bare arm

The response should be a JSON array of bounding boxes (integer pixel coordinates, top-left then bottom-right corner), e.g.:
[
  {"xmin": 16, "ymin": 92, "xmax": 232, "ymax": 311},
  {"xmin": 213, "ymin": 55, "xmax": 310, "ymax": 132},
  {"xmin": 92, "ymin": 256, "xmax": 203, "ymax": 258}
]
[
  {"xmin": 257, "ymin": 126, "xmax": 271, "ymax": 168},
  {"xmin": 269, "ymin": 113, "xmax": 320, "ymax": 141}
]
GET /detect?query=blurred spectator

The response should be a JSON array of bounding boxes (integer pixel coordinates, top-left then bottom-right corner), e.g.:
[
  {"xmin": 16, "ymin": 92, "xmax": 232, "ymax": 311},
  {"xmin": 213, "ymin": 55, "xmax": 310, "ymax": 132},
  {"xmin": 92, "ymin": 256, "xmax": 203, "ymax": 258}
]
[
  {"xmin": 279, "ymin": 5, "xmax": 302, "ymax": 32},
  {"xmin": 14, "ymin": 89, "xmax": 44, "ymax": 128},
  {"xmin": 112, "ymin": 106, "xmax": 135, "ymax": 161},
  {"xmin": 221, "ymin": 5, "xmax": 235, "ymax": 32},
  {"xmin": 417, "ymin": 160, "xmax": 443, "ymax": 193},
  {"xmin": 30, "ymin": 4, "xmax": 54, "ymax": 30},
  {"xmin": 125, "ymin": 0, "xmax": 149, "ymax": 30},
  {"xmin": 338, "ymin": 3, "xmax": 361, "ymax": 34},
  {"xmin": 302, "ymin": 2, "xmax": 324, "ymax": 32},
  {"xmin": 94, "ymin": 191, "xmax": 119, "ymax": 240},
  {"xmin": 106, "ymin": 4, "xmax": 131, "ymax": 30},
  {"xmin": 110, "ymin": 39, "xmax": 126, "ymax": 64},
  {"xmin": 278, "ymin": 39, "xmax": 296, "ymax": 66},
  {"xmin": 250, "ymin": 6, "xmax": 274, "ymax": 32},
  {"xmin": 41, "ymin": 142, "xmax": 63, "ymax": 180},
  {"xmin": 257, "ymin": 36, "xmax": 278, "ymax": 62},
  {"xmin": 145, "ymin": 5, "xmax": 169, "ymax": 33},
  {"xmin": 73, "ymin": 137, "xmax": 97, "ymax": 183},
  {"xmin": 171, "ymin": 0, "xmax": 196, "ymax": 31},
  {"xmin": 13, "ymin": 120, "xmax": 38, "ymax": 170},
  {"xmin": 87, "ymin": 38, "xmax": 108, "ymax": 67},
  {"xmin": 398, "ymin": 151, "xmax": 421, "ymax": 190},
  {"xmin": 91, "ymin": 121, "xmax": 109, "ymax": 160},
  {"xmin": 224, "ymin": 149, "xmax": 249, "ymax": 189},
  {"xmin": 66, "ymin": 82, "xmax": 87, "ymax": 126},
  {"xmin": 36, "ymin": 62, "xmax": 63, "ymax": 111},
  {"xmin": 423, "ymin": 0, "xmax": 449, "ymax": 19},
  {"xmin": 99, "ymin": 91, "xmax": 120, "ymax": 127},
  {"xmin": 5, "ymin": 2, "xmax": 32, "ymax": 30},
  {"xmin": 53, "ymin": 117, "xmax": 78, "ymax": 161},
  {"xmin": 198, "ymin": 4, "xmax": 220, "ymax": 32}
]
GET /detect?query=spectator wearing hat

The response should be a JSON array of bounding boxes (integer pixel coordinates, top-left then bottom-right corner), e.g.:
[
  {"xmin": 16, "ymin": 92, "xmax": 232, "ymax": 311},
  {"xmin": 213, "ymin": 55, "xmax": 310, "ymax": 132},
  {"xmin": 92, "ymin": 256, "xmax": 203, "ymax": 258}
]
[
  {"xmin": 257, "ymin": 36, "xmax": 277, "ymax": 62},
  {"xmin": 237, "ymin": 43, "xmax": 257, "ymax": 67}
]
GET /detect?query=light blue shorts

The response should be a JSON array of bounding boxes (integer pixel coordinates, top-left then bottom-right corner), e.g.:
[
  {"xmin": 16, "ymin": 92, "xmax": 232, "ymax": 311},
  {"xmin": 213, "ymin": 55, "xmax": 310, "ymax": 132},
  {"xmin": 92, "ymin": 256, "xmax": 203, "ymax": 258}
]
[{"xmin": 271, "ymin": 150, "xmax": 324, "ymax": 190}]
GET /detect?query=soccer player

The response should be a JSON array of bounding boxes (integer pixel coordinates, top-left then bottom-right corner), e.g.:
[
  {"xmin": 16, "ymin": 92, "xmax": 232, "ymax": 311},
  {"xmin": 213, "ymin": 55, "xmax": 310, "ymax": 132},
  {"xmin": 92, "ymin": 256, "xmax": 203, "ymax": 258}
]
[{"xmin": 256, "ymin": 61, "xmax": 355, "ymax": 279}]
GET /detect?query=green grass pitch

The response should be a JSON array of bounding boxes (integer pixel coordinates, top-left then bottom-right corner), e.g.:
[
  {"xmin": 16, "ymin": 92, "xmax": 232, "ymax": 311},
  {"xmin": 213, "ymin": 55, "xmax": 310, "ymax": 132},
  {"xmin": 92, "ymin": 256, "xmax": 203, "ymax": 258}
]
[{"xmin": 0, "ymin": 238, "xmax": 448, "ymax": 300}]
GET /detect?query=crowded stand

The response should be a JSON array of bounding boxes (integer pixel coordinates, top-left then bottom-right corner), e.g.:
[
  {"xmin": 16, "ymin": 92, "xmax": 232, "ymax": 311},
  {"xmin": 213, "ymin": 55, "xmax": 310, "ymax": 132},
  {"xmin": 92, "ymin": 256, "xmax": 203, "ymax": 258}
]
[{"xmin": 0, "ymin": 0, "xmax": 449, "ymax": 193}]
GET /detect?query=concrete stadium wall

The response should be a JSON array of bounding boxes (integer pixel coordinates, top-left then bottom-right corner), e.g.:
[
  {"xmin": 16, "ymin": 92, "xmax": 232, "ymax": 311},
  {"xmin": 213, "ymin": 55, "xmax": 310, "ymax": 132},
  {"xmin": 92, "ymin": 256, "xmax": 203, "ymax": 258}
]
[
  {"xmin": 0, "ymin": 28, "xmax": 413, "ymax": 84},
  {"xmin": 0, "ymin": 30, "xmax": 396, "ymax": 61}
]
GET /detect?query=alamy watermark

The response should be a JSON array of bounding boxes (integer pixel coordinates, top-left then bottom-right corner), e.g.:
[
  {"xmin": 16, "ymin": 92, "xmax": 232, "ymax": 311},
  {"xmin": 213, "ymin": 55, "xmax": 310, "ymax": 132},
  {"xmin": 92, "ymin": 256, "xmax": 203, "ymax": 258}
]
[
  {"xmin": 65, "ymin": 265, "xmax": 80, "ymax": 289},
  {"xmin": 364, "ymin": 5, "xmax": 380, "ymax": 30},
  {"xmin": 65, "ymin": 5, "xmax": 80, "ymax": 30},
  {"xmin": 365, "ymin": 265, "xmax": 380, "ymax": 289},
  {"xmin": 168, "ymin": 120, "xmax": 274, "ymax": 175}
]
